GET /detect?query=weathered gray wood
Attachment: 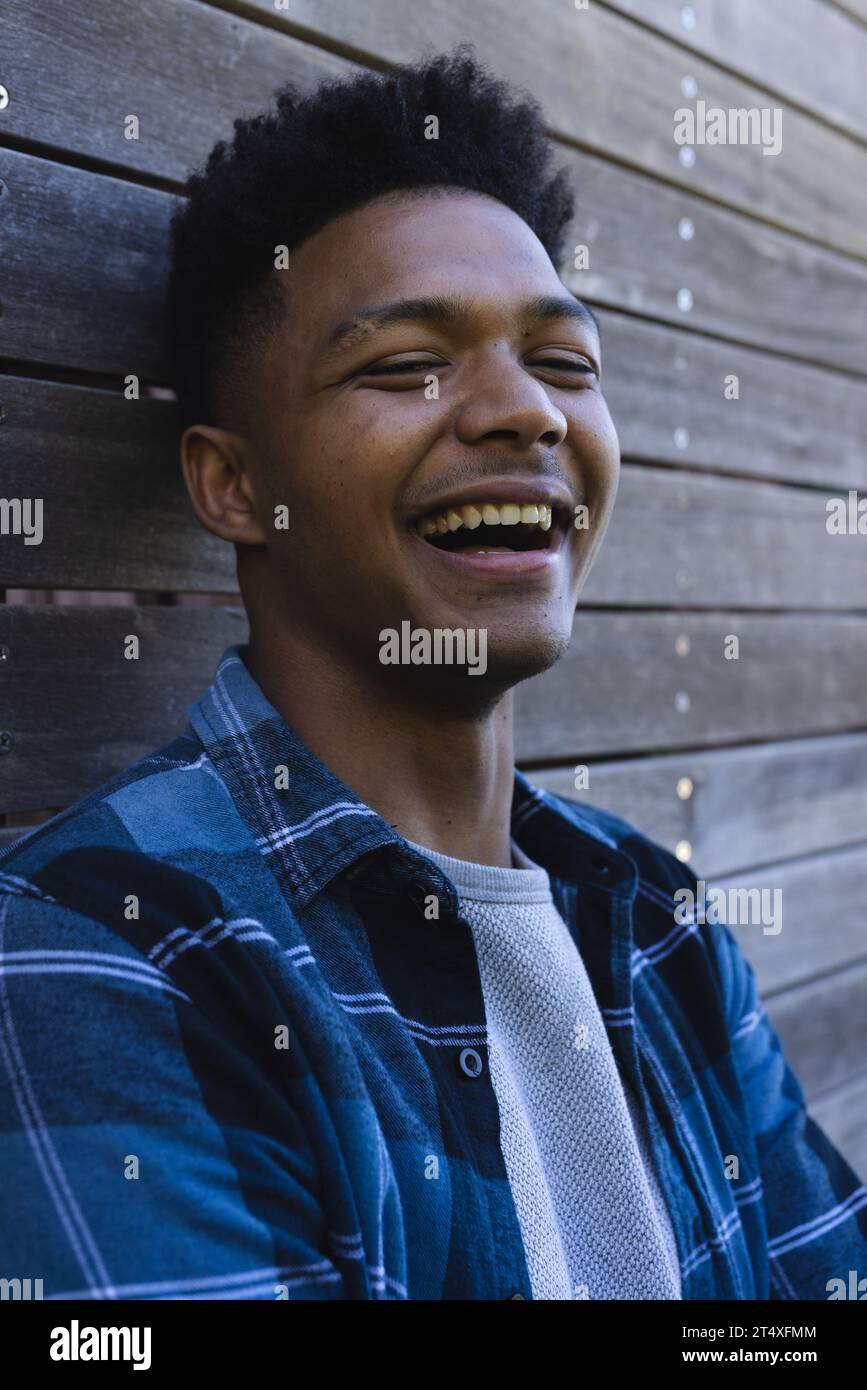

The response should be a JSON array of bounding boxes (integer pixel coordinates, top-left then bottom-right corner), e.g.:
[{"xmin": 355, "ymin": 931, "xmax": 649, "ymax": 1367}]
[
  {"xmin": 604, "ymin": 0, "xmax": 867, "ymax": 146},
  {"xmin": 0, "ymin": 378, "xmax": 233, "ymax": 590},
  {"xmin": 237, "ymin": 0, "xmax": 867, "ymax": 260},
  {"xmin": 0, "ymin": 605, "xmax": 248, "ymax": 810},
  {"xmin": 561, "ymin": 145, "xmax": 867, "ymax": 376},
  {"xmin": 0, "ymin": 0, "xmax": 348, "ymax": 183},
  {"xmin": 767, "ymin": 962, "xmax": 867, "ymax": 1101},
  {"xmin": 584, "ymin": 467, "xmax": 867, "ymax": 609},
  {"xmin": 513, "ymin": 612, "xmax": 867, "ymax": 761},
  {"xmin": 0, "ymin": 150, "xmax": 170, "ymax": 377},
  {"xmin": 811, "ymin": 1071, "xmax": 867, "ymax": 1180},
  {"xmin": 528, "ymin": 733, "xmax": 867, "ymax": 877},
  {"xmin": 4, "ymin": 142, "xmax": 867, "ymax": 385},
  {"xmin": 2, "ymin": 607, "xmax": 867, "ymax": 806},
  {"xmin": 5, "ymin": 373, "xmax": 867, "ymax": 604},
  {"xmin": 5, "ymin": 0, "xmax": 866, "ymax": 259},
  {"xmin": 6, "ymin": 322, "xmax": 867, "ymax": 591},
  {"xmin": 718, "ymin": 845, "xmax": 867, "ymax": 995},
  {"xmin": 600, "ymin": 311, "xmax": 867, "ymax": 491}
]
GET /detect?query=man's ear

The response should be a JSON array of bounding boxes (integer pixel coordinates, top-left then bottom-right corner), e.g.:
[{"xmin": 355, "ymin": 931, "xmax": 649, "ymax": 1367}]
[{"xmin": 180, "ymin": 425, "xmax": 267, "ymax": 545}]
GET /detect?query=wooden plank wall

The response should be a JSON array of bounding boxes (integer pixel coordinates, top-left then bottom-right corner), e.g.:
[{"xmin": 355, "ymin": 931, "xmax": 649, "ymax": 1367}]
[{"xmin": 1, "ymin": 0, "xmax": 865, "ymax": 1175}]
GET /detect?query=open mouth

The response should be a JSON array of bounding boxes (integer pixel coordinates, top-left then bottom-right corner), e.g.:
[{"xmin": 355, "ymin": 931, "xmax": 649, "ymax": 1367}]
[{"xmin": 415, "ymin": 500, "xmax": 557, "ymax": 555}]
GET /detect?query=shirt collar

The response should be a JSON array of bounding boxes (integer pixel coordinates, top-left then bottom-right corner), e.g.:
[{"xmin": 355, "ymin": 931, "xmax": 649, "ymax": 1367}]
[{"xmin": 187, "ymin": 643, "xmax": 636, "ymax": 910}]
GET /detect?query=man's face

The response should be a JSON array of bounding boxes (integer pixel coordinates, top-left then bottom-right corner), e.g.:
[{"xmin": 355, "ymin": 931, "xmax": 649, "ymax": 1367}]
[{"xmin": 243, "ymin": 189, "xmax": 620, "ymax": 703}]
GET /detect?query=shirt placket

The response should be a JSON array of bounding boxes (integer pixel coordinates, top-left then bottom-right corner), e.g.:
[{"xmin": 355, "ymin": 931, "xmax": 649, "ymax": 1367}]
[{"xmin": 343, "ymin": 853, "xmax": 535, "ymax": 1299}]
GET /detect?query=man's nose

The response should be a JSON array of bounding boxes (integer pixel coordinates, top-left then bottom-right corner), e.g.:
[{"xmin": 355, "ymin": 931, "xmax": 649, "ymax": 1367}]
[{"xmin": 453, "ymin": 356, "xmax": 569, "ymax": 452}]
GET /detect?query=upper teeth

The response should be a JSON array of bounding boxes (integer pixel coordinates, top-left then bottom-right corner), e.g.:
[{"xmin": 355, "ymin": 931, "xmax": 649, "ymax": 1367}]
[{"xmin": 417, "ymin": 501, "xmax": 553, "ymax": 537}]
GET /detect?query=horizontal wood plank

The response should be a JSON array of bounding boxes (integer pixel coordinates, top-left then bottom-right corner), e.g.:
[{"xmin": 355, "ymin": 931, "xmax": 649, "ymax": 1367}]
[
  {"xmin": 604, "ymin": 0, "xmax": 867, "ymax": 146},
  {"xmin": 238, "ymin": 0, "xmax": 867, "ymax": 260},
  {"xmin": 767, "ymin": 961, "xmax": 867, "ymax": 1101},
  {"xmin": 0, "ymin": 150, "xmax": 169, "ymax": 377},
  {"xmin": 2, "ymin": 607, "xmax": 867, "ymax": 806},
  {"xmin": 4, "ymin": 374, "xmax": 867, "ymax": 604},
  {"xmin": 4, "ymin": 142, "xmax": 867, "ymax": 385},
  {"xmin": 513, "ymin": 612, "xmax": 867, "ymax": 761},
  {"xmin": 0, "ymin": 604, "xmax": 248, "ymax": 810},
  {"xmin": 0, "ymin": 378, "xmax": 231, "ymax": 590},
  {"xmin": 584, "ymin": 467, "xmax": 867, "ymax": 609},
  {"xmin": 600, "ymin": 311, "xmax": 867, "ymax": 491},
  {"xmin": 0, "ymin": 0, "xmax": 347, "ymax": 184},
  {"xmin": 561, "ymin": 145, "xmax": 867, "ymax": 376},
  {"xmin": 720, "ymin": 845, "xmax": 867, "ymax": 995},
  {"xmin": 6, "ymin": 0, "xmax": 867, "ymax": 258},
  {"xmin": 528, "ymin": 733, "xmax": 867, "ymax": 876}
]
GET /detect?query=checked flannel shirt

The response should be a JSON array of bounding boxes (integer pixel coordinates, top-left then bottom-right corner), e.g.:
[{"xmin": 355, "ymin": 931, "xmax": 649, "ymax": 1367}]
[{"xmin": 0, "ymin": 642, "xmax": 865, "ymax": 1300}]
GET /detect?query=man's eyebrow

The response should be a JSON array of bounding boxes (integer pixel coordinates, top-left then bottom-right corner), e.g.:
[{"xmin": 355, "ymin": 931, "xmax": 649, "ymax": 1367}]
[{"xmin": 323, "ymin": 292, "xmax": 599, "ymax": 359}]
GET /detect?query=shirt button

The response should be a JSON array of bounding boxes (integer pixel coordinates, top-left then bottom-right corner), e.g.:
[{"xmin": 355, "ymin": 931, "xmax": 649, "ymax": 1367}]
[{"xmin": 457, "ymin": 1046, "xmax": 483, "ymax": 1078}]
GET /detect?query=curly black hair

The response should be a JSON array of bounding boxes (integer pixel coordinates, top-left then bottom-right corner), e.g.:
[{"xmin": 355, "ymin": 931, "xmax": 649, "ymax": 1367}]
[{"xmin": 165, "ymin": 45, "xmax": 576, "ymax": 430}]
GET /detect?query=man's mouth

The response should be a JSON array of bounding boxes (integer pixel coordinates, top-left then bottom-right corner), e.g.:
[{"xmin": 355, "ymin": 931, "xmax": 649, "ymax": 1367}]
[{"xmin": 415, "ymin": 499, "xmax": 556, "ymax": 555}]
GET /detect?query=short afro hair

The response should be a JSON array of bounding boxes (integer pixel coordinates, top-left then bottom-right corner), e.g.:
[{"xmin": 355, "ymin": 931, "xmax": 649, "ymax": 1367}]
[{"xmin": 165, "ymin": 45, "xmax": 576, "ymax": 431}]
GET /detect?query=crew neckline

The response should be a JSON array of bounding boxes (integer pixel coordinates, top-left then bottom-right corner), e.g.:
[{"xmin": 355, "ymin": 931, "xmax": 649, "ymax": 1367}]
[{"xmin": 404, "ymin": 836, "xmax": 553, "ymax": 904}]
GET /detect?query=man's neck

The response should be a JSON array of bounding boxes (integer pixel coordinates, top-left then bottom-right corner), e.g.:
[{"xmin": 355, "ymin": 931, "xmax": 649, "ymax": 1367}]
[{"xmin": 245, "ymin": 635, "xmax": 516, "ymax": 868}]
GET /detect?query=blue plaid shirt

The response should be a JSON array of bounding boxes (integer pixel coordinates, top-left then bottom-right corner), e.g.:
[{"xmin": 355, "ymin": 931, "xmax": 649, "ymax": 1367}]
[{"xmin": 1, "ymin": 643, "xmax": 865, "ymax": 1300}]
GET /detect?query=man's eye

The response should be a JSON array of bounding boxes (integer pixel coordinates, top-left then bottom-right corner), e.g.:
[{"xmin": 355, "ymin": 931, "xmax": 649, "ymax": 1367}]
[
  {"xmin": 364, "ymin": 360, "xmax": 441, "ymax": 375},
  {"xmin": 531, "ymin": 357, "xmax": 596, "ymax": 374}
]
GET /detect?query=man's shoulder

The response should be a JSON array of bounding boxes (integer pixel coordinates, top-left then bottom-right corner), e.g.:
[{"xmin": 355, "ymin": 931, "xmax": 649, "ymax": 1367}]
[
  {"xmin": 529, "ymin": 782, "xmax": 694, "ymax": 897},
  {"xmin": 0, "ymin": 727, "xmax": 251, "ymax": 927},
  {"xmin": 536, "ymin": 784, "xmax": 733, "ymax": 1040},
  {"xmin": 534, "ymin": 779, "xmax": 730, "ymax": 941}
]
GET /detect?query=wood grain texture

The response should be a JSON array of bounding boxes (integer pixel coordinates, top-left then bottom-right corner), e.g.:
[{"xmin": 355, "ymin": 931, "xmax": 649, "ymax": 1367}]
[
  {"xmin": 719, "ymin": 844, "xmax": 867, "ymax": 995},
  {"xmin": 600, "ymin": 311, "xmax": 867, "ymax": 490},
  {"xmin": 528, "ymin": 733, "xmax": 867, "ymax": 877},
  {"xmin": 767, "ymin": 961, "xmax": 867, "ymax": 1101},
  {"xmin": 0, "ymin": 378, "xmax": 233, "ymax": 590},
  {"xmin": 4, "ymin": 373, "xmax": 867, "ymax": 605},
  {"xmin": 603, "ymin": 0, "xmax": 867, "ymax": 145},
  {"xmin": 560, "ymin": 144, "xmax": 867, "ymax": 376},
  {"xmin": 583, "ymin": 466, "xmax": 867, "ymax": 609},
  {"xmin": 6, "ymin": 319, "xmax": 867, "ymax": 577},
  {"xmin": 513, "ymin": 612, "xmax": 867, "ymax": 761},
  {"xmin": 235, "ymin": 0, "xmax": 867, "ymax": 259},
  {"xmin": 0, "ymin": 150, "xmax": 170, "ymax": 377},
  {"xmin": 0, "ymin": 604, "xmax": 248, "ymax": 810},
  {"xmin": 5, "ymin": 141, "xmax": 867, "ymax": 383},
  {"xmin": 0, "ymin": 0, "xmax": 347, "ymax": 183},
  {"xmin": 2, "ymin": 607, "xmax": 867, "ymax": 807},
  {"xmin": 5, "ymin": 0, "xmax": 866, "ymax": 259}
]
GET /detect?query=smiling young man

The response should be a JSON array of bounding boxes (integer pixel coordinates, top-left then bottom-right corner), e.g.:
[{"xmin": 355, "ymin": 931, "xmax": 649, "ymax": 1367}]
[{"xmin": 1, "ymin": 50, "xmax": 865, "ymax": 1303}]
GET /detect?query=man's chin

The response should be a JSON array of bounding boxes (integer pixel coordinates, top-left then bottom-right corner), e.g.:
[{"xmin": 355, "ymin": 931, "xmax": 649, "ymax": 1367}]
[
  {"xmin": 475, "ymin": 629, "xmax": 571, "ymax": 684},
  {"xmin": 378, "ymin": 627, "xmax": 572, "ymax": 715}
]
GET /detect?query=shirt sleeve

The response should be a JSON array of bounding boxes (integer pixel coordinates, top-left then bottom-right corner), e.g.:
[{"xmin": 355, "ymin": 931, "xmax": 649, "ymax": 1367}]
[
  {"xmin": 0, "ymin": 888, "xmax": 347, "ymax": 1300},
  {"xmin": 710, "ymin": 916, "xmax": 867, "ymax": 1299}
]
